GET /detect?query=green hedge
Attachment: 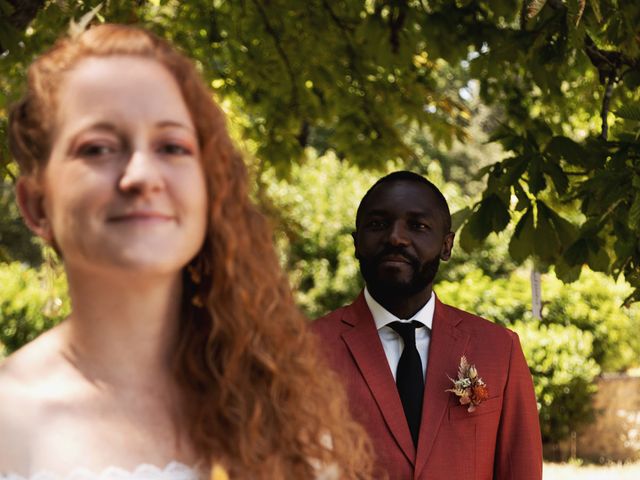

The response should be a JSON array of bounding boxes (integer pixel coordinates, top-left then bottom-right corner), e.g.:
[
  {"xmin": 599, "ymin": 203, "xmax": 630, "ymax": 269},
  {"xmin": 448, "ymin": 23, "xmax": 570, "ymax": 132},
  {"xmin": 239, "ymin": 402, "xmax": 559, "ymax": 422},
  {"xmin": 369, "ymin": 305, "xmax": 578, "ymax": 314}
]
[
  {"xmin": 0, "ymin": 261, "xmax": 69, "ymax": 357},
  {"xmin": 513, "ymin": 321, "xmax": 600, "ymax": 444}
]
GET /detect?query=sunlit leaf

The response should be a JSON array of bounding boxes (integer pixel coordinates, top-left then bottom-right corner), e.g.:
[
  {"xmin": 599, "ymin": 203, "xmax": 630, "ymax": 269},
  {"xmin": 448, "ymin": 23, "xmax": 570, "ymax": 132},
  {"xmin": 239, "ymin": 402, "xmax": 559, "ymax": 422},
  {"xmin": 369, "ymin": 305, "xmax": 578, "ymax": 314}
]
[
  {"xmin": 543, "ymin": 161, "xmax": 569, "ymax": 195},
  {"xmin": 544, "ymin": 136, "xmax": 587, "ymax": 167},
  {"xmin": 628, "ymin": 193, "xmax": 640, "ymax": 232},
  {"xmin": 451, "ymin": 207, "xmax": 472, "ymax": 233},
  {"xmin": 509, "ymin": 208, "xmax": 535, "ymax": 263},
  {"xmin": 590, "ymin": 0, "xmax": 603, "ymax": 24},
  {"xmin": 554, "ymin": 257, "xmax": 581, "ymax": 282},
  {"xmin": 525, "ymin": 0, "xmax": 548, "ymax": 20},
  {"xmin": 534, "ymin": 206, "xmax": 560, "ymax": 262},
  {"xmin": 615, "ymin": 104, "xmax": 640, "ymax": 121}
]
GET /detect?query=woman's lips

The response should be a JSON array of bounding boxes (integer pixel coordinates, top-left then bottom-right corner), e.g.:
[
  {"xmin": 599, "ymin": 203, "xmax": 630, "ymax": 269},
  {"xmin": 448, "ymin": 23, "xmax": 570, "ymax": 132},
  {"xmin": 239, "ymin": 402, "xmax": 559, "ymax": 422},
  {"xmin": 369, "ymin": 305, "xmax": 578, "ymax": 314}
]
[{"xmin": 108, "ymin": 211, "xmax": 174, "ymax": 223}]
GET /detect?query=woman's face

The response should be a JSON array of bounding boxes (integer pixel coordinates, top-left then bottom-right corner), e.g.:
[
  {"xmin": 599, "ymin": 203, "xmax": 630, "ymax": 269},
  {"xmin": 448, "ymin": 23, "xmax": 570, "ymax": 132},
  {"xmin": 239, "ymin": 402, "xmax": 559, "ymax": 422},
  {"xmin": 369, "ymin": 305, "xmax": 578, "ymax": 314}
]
[{"xmin": 24, "ymin": 55, "xmax": 208, "ymax": 277}]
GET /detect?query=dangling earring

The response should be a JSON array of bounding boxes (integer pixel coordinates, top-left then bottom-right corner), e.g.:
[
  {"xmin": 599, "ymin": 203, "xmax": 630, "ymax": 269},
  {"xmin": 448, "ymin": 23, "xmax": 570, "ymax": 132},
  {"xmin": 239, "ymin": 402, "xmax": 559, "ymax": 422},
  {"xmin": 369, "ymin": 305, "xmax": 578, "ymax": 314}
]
[{"xmin": 187, "ymin": 254, "xmax": 210, "ymax": 308}]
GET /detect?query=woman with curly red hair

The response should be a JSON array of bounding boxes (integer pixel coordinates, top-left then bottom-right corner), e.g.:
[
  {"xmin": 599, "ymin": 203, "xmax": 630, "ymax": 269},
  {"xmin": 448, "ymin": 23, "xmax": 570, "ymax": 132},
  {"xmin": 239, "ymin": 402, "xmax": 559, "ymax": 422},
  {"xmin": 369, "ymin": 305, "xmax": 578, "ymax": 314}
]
[{"xmin": 0, "ymin": 24, "xmax": 372, "ymax": 479}]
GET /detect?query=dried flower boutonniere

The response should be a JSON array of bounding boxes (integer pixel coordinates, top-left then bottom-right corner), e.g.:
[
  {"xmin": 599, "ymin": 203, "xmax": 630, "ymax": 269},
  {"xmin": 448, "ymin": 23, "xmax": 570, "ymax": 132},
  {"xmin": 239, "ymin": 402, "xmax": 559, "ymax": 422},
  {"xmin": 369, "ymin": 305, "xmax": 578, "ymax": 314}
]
[{"xmin": 446, "ymin": 355, "xmax": 489, "ymax": 412}]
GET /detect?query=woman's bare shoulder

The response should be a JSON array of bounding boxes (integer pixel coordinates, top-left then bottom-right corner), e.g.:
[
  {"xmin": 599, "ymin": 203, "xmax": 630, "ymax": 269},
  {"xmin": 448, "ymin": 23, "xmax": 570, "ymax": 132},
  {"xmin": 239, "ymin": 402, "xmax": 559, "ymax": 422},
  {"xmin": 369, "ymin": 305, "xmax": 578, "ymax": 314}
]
[
  {"xmin": 0, "ymin": 325, "xmax": 68, "ymax": 470},
  {"xmin": 0, "ymin": 324, "xmax": 67, "ymax": 384}
]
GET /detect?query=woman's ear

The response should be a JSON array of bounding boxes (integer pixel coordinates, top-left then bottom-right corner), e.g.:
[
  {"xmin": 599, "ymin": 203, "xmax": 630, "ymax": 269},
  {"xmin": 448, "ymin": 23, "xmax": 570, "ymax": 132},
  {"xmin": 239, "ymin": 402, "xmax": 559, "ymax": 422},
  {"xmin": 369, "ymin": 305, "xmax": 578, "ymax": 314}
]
[{"xmin": 16, "ymin": 176, "xmax": 54, "ymax": 243}]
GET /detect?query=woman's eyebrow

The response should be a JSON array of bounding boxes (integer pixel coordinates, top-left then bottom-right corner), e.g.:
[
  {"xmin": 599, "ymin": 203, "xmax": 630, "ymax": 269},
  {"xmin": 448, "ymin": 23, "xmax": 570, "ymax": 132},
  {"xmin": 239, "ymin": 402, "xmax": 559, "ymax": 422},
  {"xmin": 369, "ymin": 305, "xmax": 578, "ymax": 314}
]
[{"xmin": 156, "ymin": 120, "xmax": 196, "ymax": 133}]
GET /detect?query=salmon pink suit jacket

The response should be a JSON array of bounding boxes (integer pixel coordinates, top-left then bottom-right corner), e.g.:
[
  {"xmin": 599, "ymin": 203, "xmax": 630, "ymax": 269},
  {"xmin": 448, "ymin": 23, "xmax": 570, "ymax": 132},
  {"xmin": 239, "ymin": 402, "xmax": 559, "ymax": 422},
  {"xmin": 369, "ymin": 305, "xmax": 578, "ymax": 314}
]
[{"xmin": 312, "ymin": 293, "xmax": 543, "ymax": 480}]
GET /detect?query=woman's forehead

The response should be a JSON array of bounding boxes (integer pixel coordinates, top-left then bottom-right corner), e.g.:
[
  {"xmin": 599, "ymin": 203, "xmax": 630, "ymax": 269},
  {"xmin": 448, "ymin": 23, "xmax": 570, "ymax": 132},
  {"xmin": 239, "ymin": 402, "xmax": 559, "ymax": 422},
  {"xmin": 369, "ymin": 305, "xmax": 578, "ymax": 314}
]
[{"xmin": 56, "ymin": 56, "xmax": 192, "ymax": 127}]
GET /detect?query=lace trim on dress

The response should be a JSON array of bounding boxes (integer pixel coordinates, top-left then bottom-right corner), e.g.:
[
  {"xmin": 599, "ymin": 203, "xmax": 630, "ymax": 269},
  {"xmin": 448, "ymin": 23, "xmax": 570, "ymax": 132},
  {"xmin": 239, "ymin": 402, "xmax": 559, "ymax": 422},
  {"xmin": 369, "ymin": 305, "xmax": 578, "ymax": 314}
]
[{"xmin": 0, "ymin": 462, "xmax": 200, "ymax": 480}]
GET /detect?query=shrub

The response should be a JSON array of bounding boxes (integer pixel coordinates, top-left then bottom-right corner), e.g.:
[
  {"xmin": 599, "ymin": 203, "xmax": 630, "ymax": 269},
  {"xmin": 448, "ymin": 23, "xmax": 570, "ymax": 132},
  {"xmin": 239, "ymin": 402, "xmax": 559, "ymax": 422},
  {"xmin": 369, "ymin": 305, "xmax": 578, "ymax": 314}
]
[
  {"xmin": 0, "ymin": 261, "xmax": 69, "ymax": 357},
  {"xmin": 513, "ymin": 320, "xmax": 601, "ymax": 444}
]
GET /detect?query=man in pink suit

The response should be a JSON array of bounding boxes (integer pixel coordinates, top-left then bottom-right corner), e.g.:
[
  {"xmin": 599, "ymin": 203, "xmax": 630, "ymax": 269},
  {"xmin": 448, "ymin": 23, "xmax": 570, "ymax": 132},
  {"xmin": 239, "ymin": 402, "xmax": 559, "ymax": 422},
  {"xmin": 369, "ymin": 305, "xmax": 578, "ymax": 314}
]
[{"xmin": 313, "ymin": 172, "xmax": 543, "ymax": 479}]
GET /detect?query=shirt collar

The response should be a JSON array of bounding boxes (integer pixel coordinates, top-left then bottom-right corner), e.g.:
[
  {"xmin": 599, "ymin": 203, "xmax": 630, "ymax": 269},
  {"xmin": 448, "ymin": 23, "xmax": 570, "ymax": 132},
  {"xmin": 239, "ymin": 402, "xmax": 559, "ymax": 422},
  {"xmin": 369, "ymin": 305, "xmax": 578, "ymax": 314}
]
[{"xmin": 364, "ymin": 287, "xmax": 435, "ymax": 331}]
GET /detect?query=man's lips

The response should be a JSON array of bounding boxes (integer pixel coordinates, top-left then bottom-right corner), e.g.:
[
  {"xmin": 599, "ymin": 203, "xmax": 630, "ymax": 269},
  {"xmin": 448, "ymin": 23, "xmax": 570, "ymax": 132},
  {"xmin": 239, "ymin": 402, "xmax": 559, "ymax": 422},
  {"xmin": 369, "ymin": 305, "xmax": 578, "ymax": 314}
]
[{"xmin": 378, "ymin": 254, "xmax": 413, "ymax": 265}]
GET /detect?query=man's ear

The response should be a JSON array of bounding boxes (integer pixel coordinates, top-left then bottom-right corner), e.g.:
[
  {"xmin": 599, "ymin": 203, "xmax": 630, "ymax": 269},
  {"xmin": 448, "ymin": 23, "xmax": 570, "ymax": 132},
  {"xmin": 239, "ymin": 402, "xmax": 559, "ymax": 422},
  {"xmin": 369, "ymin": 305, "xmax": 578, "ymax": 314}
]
[
  {"xmin": 440, "ymin": 231, "xmax": 455, "ymax": 261},
  {"xmin": 352, "ymin": 230, "xmax": 360, "ymax": 258},
  {"xmin": 16, "ymin": 176, "xmax": 54, "ymax": 243}
]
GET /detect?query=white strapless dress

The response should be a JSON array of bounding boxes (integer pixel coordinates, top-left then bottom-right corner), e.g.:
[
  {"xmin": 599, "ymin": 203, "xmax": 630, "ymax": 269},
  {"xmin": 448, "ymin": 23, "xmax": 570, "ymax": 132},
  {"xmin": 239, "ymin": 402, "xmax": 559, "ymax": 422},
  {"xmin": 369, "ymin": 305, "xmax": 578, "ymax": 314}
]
[{"xmin": 0, "ymin": 462, "xmax": 201, "ymax": 480}]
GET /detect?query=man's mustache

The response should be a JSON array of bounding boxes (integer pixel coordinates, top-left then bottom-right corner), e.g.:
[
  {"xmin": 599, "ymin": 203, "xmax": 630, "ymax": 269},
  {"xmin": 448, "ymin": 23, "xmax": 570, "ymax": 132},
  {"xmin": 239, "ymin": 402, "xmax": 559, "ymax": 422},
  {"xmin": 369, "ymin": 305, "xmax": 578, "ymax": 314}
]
[{"xmin": 374, "ymin": 247, "xmax": 420, "ymax": 267}]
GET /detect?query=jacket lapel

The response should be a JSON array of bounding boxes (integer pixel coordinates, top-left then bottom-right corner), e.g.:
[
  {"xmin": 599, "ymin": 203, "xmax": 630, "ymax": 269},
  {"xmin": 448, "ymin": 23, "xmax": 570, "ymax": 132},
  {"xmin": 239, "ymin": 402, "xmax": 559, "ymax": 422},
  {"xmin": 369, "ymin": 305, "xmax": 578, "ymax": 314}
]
[
  {"xmin": 341, "ymin": 293, "xmax": 416, "ymax": 464},
  {"xmin": 415, "ymin": 297, "xmax": 470, "ymax": 478}
]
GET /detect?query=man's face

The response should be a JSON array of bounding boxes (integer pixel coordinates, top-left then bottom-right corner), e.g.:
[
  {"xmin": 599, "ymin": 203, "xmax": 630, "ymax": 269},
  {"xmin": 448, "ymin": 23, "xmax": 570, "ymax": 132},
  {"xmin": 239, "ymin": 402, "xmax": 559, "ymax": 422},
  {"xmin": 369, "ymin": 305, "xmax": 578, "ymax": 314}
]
[{"xmin": 354, "ymin": 180, "xmax": 454, "ymax": 298}]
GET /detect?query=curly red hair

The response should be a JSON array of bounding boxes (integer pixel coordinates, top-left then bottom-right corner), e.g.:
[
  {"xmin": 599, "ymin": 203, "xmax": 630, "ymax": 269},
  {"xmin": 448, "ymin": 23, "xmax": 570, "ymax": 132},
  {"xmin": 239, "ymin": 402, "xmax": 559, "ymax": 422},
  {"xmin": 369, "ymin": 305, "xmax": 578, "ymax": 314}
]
[{"xmin": 9, "ymin": 24, "xmax": 373, "ymax": 479}]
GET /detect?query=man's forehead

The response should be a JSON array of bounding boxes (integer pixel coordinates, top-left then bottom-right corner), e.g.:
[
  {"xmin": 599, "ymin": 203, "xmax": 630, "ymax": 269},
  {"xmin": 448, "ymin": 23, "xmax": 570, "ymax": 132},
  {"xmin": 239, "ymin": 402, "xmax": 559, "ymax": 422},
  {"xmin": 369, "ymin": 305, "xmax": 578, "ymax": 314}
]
[
  {"xmin": 363, "ymin": 206, "xmax": 436, "ymax": 217},
  {"xmin": 362, "ymin": 180, "xmax": 442, "ymax": 210}
]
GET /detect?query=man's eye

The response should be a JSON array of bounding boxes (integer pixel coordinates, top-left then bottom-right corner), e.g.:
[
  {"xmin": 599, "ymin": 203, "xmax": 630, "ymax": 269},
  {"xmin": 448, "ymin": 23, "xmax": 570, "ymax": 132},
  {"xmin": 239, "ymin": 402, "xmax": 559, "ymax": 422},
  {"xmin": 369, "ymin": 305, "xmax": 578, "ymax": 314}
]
[
  {"xmin": 367, "ymin": 220, "xmax": 387, "ymax": 229},
  {"xmin": 411, "ymin": 221, "xmax": 429, "ymax": 230}
]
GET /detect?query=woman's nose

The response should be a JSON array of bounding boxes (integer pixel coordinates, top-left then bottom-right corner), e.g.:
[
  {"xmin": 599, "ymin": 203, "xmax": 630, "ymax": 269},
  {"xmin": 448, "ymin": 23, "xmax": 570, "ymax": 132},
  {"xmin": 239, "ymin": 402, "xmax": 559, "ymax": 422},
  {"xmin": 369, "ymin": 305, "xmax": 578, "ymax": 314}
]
[{"xmin": 118, "ymin": 150, "xmax": 165, "ymax": 195}]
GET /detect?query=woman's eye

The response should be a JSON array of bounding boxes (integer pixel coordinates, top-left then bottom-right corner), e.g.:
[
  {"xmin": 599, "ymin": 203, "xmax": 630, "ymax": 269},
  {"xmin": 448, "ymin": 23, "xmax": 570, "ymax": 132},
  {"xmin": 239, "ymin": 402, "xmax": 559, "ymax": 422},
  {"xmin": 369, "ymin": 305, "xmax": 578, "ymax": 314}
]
[
  {"xmin": 159, "ymin": 143, "xmax": 192, "ymax": 156},
  {"xmin": 77, "ymin": 143, "xmax": 115, "ymax": 157}
]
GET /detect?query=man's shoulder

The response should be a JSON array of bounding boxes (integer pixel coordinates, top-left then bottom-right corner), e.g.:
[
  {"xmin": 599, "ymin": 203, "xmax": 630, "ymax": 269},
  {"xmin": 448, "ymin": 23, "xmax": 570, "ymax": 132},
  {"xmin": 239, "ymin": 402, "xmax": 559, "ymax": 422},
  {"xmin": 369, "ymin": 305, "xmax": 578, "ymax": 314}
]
[
  {"xmin": 311, "ymin": 303, "xmax": 352, "ymax": 336},
  {"xmin": 436, "ymin": 300, "xmax": 518, "ymax": 343}
]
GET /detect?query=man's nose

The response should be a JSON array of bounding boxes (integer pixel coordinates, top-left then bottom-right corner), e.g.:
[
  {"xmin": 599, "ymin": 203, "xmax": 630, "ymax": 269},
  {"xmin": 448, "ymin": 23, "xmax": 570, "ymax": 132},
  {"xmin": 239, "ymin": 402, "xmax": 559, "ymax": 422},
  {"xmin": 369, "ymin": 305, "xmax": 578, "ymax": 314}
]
[
  {"xmin": 118, "ymin": 150, "xmax": 165, "ymax": 194},
  {"xmin": 388, "ymin": 221, "xmax": 410, "ymax": 246}
]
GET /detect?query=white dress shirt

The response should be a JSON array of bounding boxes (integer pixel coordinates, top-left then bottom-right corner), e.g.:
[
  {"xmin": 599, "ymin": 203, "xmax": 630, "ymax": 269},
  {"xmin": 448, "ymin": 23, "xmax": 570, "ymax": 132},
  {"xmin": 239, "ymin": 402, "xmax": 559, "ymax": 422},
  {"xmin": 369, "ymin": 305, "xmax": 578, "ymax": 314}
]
[{"xmin": 364, "ymin": 287, "xmax": 434, "ymax": 381}]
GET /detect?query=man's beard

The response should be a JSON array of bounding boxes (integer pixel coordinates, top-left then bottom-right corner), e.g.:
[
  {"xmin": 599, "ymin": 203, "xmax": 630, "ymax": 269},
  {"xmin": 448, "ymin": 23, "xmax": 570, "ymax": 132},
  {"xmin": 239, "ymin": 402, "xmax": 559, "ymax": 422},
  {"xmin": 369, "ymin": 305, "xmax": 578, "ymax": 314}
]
[{"xmin": 358, "ymin": 247, "xmax": 440, "ymax": 299}]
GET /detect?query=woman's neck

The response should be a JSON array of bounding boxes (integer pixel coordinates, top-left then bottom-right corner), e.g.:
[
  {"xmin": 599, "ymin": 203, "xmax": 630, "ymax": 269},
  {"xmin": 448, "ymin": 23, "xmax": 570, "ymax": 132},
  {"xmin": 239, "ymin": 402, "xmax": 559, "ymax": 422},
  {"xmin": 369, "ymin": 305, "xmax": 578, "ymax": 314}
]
[{"xmin": 60, "ymin": 267, "xmax": 184, "ymax": 388}]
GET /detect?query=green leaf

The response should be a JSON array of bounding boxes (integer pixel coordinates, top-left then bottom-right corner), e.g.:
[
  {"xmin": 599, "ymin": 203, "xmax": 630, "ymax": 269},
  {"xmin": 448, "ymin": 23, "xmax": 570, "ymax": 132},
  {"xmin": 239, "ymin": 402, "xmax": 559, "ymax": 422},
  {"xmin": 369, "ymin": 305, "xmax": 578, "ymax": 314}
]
[
  {"xmin": 459, "ymin": 212, "xmax": 483, "ymax": 252},
  {"xmin": 590, "ymin": 0, "xmax": 602, "ymax": 24},
  {"xmin": 525, "ymin": 0, "xmax": 548, "ymax": 20},
  {"xmin": 587, "ymin": 244, "xmax": 610, "ymax": 272},
  {"xmin": 512, "ymin": 183, "xmax": 531, "ymax": 212},
  {"xmin": 534, "ymin": 206, "xmax": 561, "ymax": 262},
  {"xmin": 564, "ymin": 238, "xmax": 589, "ymax": 266},
  {"xmin": 477, "ymin": 194, "xmax": 511, "ymax": 236},
  {"xmin": 554, "ymin": 258, "xmax": 581, "ymax": 283},
  {"xmin": 509, "ymin": 208, "xmax": 535, "ymax": 263},
  {"xmin": 501, "ymin": 155, "xmax": 528, "ymax": 187},
  {"xmin": 615, "ymin": 104, "xmax": 640, "ymax": 121},
  {"xmin": 543, "ymin": 160, "xmax": 569, "ymax": 195},
  {"xmin": 629, "ymin": 193, "xmax": 640, "ymax": 232},
  {"xmin": 0, "ymin": 20, "xmax": 20, "ymax": 52},
  {"xmin": 528, "ymin": 156, "xmax": 547, "ymax": 194},
  {"xmin": 623, "ymin": 71, "xmax": 640, "ymax": 90},
  {"xmin": 538, "ymin": 202, "xmax": 578, "ymax": 246},
  {"xmin": 567, "ymin": 0, "xmax": 586, "ymax": 27},
  {"xmin": 544, "ymin": 136, "xmax": 587, "ymax": 166},
  {"xmin": 0, "ymin": 0, "xmax": 14, "ymax": 15},
  {"xmin": 451, "ymin": 207, "xmax": 471, "ymax": 233},
  {"xmin": 458, "ymin": 195, "xmax": 509, "ymax": 251}
]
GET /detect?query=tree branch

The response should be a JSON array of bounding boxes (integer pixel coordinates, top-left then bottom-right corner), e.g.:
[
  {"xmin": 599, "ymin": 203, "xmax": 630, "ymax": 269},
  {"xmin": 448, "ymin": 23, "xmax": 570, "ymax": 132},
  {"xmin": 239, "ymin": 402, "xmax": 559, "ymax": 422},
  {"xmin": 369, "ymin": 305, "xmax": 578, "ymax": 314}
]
[
  {"xmin": 388, "ymin": 0, "xmax": 408, "ymax": 54},
  {"xmin": 600, "ymin": 75, "xmax": 615, "ymax": 141},
  {"xmin": 321, "ymin": 0, "xmax": 383, "ymax": 139},
  {"xmin": 250, "ymin": 0, "xmax": 299, "ymax": 110}
]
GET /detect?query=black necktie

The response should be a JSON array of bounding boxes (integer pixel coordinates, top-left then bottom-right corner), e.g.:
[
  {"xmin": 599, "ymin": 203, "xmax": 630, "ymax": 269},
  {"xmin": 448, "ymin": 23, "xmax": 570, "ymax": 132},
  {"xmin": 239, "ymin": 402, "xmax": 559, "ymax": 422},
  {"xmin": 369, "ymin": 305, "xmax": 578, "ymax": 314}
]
[{"xmin": 389, "ymin": 320, "xmax": 425, "ymax": 447}]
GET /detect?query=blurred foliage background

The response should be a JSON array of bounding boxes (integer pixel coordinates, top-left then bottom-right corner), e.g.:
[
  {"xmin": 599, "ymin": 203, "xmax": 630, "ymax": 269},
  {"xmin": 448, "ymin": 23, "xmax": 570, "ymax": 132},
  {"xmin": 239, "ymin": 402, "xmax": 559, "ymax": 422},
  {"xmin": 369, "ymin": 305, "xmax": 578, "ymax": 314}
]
[{"xmin": 1, "ymin": 0, "xmax": 640, "ymax": 456}]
